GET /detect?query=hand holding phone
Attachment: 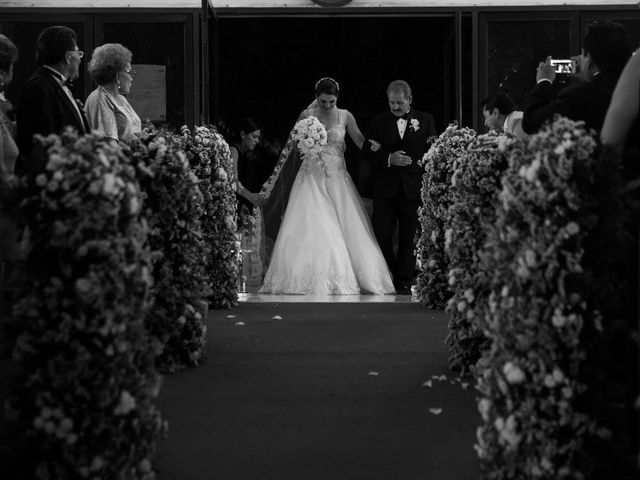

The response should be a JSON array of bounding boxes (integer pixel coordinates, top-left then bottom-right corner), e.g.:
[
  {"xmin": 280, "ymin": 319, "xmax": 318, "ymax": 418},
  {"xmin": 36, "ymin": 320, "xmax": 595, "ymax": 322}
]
[{"xmin": 550, "ymin": 59, "xmax": 574, "ymax": 74}]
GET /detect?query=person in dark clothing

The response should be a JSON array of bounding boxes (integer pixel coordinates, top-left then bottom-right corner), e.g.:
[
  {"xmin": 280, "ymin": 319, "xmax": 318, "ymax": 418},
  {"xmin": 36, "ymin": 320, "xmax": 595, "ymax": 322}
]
[
  {"xmin": 15, "ymin": 25, "xmax": 89, "ymax": 176},
  {"xmin": 523, "ymin": 20, "xmax": 632, "ymax": 135}
]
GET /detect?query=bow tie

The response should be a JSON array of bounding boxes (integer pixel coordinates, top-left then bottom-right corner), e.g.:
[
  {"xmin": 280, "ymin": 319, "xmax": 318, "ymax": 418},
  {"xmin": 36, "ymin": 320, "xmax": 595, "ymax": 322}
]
[
  {"xmin": 48, "ymin": 70, "xmax": 73, "ymax": 88},
  {"xmin": 395, "ymin": 113, "xmax": 409, "ymax": 121}
]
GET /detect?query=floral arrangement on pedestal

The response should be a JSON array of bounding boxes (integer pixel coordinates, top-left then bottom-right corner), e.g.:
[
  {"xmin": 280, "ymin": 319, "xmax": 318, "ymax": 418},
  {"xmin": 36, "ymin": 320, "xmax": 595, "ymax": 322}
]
[
  {"xmin": 416, "ymin": 123, "xmax": 477, "ymax": 309},
  {"xmin": 126, "ymin": 126, "xmax": 210, "ymax": 372},
  {"xmin": 445, "ymin": 132, "xmax": 521, "ymax": 373},
  {"xmin": 475, "ymin": 117, "xmax": 605, "ymax": 479},
  {"xmin": 8, "ymin": 129, "xmax": 166, "ymax": 479},
  {"xmin": 180, "ymin": 124, "xmax": 239, "ymax": 309}
]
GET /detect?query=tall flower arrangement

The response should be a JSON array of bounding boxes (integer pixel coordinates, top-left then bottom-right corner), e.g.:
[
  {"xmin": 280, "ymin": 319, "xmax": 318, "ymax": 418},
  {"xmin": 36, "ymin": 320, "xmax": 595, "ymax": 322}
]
[
  {"xmin": 180, "ymin": 125, "xmax": 239, "ymax": 309},
  {"xmin": 126, "ymin": 127, "xmax": 210, "ymax": 372},
  {"xmin": 416, "ymin": 123, "xmax": 476, "ymax": 308},
  {"xmin": 445, "ymin": 133, "xmax": 521, "ymax": 372},
  {"xmin": 9, "ymin": 130, "xmax": 165, "ymax": 479},
  {"xmin": 475, "ymin": 117, "xmax": 603, "ymax": 479}
]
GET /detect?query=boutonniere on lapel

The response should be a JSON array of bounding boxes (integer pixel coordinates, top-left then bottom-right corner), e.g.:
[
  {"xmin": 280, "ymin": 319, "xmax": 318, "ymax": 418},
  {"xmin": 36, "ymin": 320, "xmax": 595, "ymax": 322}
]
[
  {"xmin": 75, "ymin": 98, "xmax": 85, "ymax": 109},
  {"xmin": 409, "ymin": 118, "xmax": 420, "ymax": 132}
]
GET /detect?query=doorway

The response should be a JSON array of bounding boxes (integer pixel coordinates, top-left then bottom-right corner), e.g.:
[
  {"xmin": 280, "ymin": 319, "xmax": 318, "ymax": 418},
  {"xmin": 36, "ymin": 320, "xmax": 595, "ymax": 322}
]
[{"xmin": 210, "ymin": 14, "xmax": 466, "ymax": 195}]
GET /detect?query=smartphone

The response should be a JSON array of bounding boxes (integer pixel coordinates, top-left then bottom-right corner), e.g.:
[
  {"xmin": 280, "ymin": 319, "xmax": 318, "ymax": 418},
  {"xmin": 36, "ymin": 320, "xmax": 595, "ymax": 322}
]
[{"xmin": 550, "ymin": 59, "xmax": 573, "ymax": 74}]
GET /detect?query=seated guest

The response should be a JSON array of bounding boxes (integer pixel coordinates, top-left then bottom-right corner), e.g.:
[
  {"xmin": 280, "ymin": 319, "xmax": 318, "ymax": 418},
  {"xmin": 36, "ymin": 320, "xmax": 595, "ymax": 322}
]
[
  {"xmin": 16, "ymin": 25, "xmax": 89, "ymax": 176},
  {"xmin": 523, "ymin": 21, "xmax": 632, "ymax": 135},
  {"xmin": 481, "ymin": 91, "xmax": 527, "ymax": 140},
  {"xmin": 0, "ymin": 34, "xmax": 18, "ymax": 176},
  {"xmin": 85, "ymin": 43, "xmax": 141, "ymax": 143}
]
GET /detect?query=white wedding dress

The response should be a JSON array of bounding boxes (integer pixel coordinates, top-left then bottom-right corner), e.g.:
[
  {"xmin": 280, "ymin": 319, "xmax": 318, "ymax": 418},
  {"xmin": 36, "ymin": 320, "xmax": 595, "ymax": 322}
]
[{"xmin": 259, "ymin": 109, "xmax": 395, "ymax": 295}]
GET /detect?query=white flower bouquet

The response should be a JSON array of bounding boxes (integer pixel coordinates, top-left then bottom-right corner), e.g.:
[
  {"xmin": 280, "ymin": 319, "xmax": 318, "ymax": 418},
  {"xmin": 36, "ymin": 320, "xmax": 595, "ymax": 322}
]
[{"xmin": 291, "ymin": 116, "xmax": 327, "ymax": 160}]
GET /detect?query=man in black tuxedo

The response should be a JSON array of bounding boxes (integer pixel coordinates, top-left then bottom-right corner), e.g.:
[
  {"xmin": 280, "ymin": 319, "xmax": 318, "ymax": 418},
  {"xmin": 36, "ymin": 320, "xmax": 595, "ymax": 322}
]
[
  {"xmin": 16, "ymin": 25, "xmax": 89, "ymax": 176},
  {"xmin": 365, "ymin": 80, "xmax": 437, "ymax": 294},
  {"xmin": 523, "ymin": 20, "xmax": 632, "ymax": 135}
]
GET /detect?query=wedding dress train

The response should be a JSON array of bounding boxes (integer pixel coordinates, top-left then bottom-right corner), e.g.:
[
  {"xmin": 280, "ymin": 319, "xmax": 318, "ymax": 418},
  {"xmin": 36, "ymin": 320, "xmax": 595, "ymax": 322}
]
[{"xmin": 259, "ymin": 110, "xmax": 395, "ymax": 295}]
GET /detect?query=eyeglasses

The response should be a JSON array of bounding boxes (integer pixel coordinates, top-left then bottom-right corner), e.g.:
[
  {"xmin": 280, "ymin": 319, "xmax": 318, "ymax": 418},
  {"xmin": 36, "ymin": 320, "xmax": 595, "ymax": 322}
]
[
  {"xmin": 69, "ymin": 48, "xmax": 84, "ymax": 58},
  {"xmin": 123, "ymin": 69, "xmax": 136, "ymax": 76}
]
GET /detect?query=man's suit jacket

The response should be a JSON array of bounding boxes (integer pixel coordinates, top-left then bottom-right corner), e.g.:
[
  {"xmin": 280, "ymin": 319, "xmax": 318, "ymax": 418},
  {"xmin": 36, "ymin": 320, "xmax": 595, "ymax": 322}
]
[
  {"xmin": 366, "ymin": 110, "xmax": 436, "ymax": 201},
  {"xmin": 522, "ymin": 72, "xmax": 620, "ymax": 135},
  {"xmin": 16, "ymin": 67, "xmax": 90, "ymax": 175}
]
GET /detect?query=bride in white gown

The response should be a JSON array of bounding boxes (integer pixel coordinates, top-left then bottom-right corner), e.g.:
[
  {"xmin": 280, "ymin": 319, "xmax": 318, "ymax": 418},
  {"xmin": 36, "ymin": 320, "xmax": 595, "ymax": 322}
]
[{"xmin": 259, "ymin": 78, "xmax": 395, "ymax": 295}]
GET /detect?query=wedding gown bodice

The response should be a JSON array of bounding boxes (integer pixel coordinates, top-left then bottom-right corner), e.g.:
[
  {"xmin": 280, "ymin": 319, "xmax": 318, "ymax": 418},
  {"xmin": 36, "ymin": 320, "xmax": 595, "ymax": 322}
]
[{"xmin": 300, "ymin": 119, "xmax": 348, "ymax": 178}]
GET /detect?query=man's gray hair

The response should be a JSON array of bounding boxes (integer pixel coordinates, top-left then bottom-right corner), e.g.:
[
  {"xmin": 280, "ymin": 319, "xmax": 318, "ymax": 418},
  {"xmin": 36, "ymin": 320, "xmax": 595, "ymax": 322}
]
[{"xmin": 387, "ymin": 79, "xmax": 412, "ymax": 99}]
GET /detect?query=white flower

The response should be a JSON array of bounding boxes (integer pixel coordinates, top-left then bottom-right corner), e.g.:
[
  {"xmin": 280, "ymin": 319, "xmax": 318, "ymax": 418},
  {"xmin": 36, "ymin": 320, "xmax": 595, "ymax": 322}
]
[
  {"xmin": 114, "ymin": 390, "xmax": 136, "ymax": 415},
  {"xmin": 553, "ymin": 368, "xmax": 565, "ymax": 383},
  {"xmin": 503, "ymin": 361, "xmax": 525, "ymax": 384},
  {"xmin": 524, "ymin": 249, "xmax": 537, "ymax": 267},
  {"xmin": 551, "ymin": 308, "xmax": 566, "ymax": 328},
  {"xmin": 90, "ymin": 456, "xmax": 104, "ymax": 472},
  {"xmin": 544, "ymin": 374, "xmax": 557, "ymax": 388},
  {"xmin": 46, "ymin": 153, "xmax": 65, "ymax": 171},
  {"xmin": 410, "ymin": 118, "xmax": 420, "ymax": 131},
  {"xmin": 35, "ymin": 174, "xmax": 48, "ymax": 187},
  {"xmin": 495, "ymin": 414, "xmax": 520, "ymax": 448},
  {"xmin": 516, "ymin": 261, "xmax": 530, "ymax": 279},
  {"xmin": 139, "ymin": 459, "xmax": 152, "ymax": 473},
  {"xmin": 566, "ymin": 222, "xmax": 580, "ymax": 235},
  {"xmin": 464, "ymin": 288, "xmax": 475, "ymax": 303},
  {"xmin": 554, "ymin": 144, "xmax": 566, "ymax": 155},
  {"xmin": 102, "ymin": 173, "xmax": 117, "ymax": 195},
  {"xmin": 525, "ymin": 165, "xmax": 537, "ymax": 182},
  {"xmin": 478, "ymin": 398, "xmax": 491, "ymax": 421},
  {"xmin": 444, "ymin": 228, "xmax": 453, "ymax": 250}
]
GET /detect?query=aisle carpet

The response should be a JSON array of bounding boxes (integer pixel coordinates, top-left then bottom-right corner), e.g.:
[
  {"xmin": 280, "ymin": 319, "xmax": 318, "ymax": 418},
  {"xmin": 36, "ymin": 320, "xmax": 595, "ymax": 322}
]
[{"xmin": 155, "ymin": 302, "xmax": 480, "ymax": 480}]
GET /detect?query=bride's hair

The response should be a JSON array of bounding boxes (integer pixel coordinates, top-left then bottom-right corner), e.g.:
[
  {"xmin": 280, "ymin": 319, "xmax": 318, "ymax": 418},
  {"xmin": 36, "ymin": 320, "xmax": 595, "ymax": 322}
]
[{"xmin": 315, "ymin": 77, "xmax": 339, "ymax": 96}]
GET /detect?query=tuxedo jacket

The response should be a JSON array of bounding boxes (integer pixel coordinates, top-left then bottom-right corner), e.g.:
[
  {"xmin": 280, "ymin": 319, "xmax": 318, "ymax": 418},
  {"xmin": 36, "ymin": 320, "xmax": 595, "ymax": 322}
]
[
  {"xmin": 522, "ymin": 72, "xmax": 620, "ymax": 135},
  {"xmin": 366, "ymin": 110, "xmax": 436, "ymax": 201},
  {"xmin": 16, "ymin": 67, "xmax": 90, "ymax": 175}
]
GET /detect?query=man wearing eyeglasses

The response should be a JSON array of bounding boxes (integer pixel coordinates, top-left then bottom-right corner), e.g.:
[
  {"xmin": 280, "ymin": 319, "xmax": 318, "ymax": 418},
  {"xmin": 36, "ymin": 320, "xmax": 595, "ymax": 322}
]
[{"xmin": 16, "ymin": 25, "xmax": 90, "ymax": 176}]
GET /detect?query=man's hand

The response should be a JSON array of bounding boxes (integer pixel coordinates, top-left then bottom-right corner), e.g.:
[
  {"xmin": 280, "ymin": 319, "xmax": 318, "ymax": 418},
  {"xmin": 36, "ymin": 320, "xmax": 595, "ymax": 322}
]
[
  {"xmin": 536, "ymin": 56, "xmax": 556, "ymax": 84},
  {"xmin": 368, "ymin": 139, "xmax": 381, "ymax": 152},
  {"xmin": 389, "ymin": 150, "xmax": 412, "ymax": 167}
]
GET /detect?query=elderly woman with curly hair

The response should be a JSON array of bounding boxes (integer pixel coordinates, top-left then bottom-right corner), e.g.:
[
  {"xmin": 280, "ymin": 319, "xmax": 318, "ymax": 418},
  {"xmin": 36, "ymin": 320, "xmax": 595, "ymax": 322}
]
[{"xmin": 85, "ymin": 43, "xmax": 141, "ymax": 142}]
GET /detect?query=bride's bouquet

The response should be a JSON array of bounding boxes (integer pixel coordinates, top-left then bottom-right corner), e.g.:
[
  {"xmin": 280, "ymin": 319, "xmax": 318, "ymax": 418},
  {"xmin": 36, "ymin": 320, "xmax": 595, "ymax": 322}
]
[{"xmin": 292, "ymin": 116, "xmax": 327, "ymax": 160}]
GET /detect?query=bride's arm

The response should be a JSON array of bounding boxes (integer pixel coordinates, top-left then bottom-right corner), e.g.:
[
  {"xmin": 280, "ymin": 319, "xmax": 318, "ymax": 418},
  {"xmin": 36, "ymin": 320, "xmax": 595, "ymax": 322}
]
[
  {"xmin": 345, "ymin": 110, "xmax": 366, "ymax": 149},
  {"xmin": 297, "ymin": 109, "xmax": 311, "ymax": 121}
]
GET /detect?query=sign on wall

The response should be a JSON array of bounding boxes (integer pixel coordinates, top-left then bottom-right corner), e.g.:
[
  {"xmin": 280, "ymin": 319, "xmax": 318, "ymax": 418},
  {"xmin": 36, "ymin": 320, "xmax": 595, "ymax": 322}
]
[{"xmin": 127, "ymin": 65, "xmax": 167, "ymax": 123}]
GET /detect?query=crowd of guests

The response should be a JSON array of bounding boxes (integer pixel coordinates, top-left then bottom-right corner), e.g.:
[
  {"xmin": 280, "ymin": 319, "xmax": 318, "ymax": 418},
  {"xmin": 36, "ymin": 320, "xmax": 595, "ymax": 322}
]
[{"xmin": 0, "ymin": 25, "xmax": 141, "ymax": 180}]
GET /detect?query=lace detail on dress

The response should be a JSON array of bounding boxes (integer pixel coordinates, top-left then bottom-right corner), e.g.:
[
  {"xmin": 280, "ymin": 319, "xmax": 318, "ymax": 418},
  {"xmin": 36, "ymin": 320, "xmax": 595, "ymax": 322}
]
[{"xmin": 260, "ymin": 264, "xmax": 360, "ymax": 295}]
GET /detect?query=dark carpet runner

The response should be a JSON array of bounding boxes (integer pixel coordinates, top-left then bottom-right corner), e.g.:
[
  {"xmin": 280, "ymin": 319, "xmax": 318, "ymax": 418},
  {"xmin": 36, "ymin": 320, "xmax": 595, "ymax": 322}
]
[{"xmin": 155, "ymin": 302, "xmax": 480, "ymax": 480}]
